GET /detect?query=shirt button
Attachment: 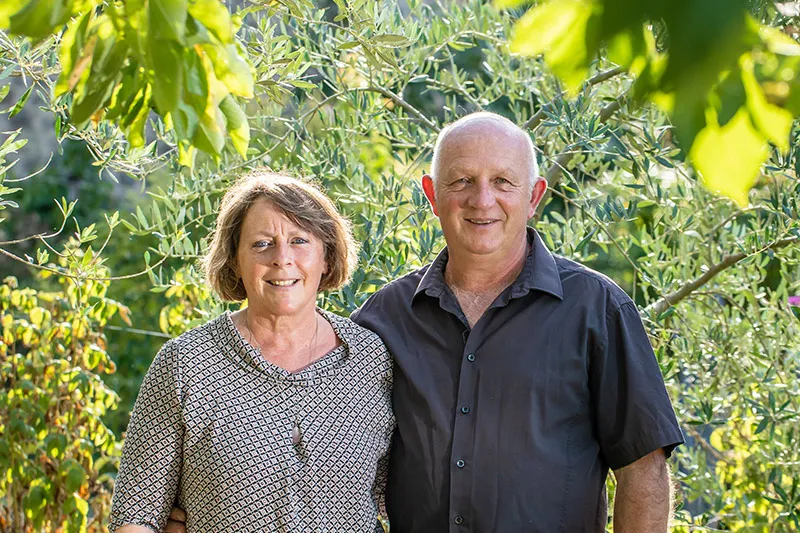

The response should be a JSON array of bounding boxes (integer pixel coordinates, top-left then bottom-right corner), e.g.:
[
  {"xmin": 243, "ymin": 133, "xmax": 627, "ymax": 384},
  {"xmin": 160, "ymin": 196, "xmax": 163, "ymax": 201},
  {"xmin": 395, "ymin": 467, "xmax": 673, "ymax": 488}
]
[
  {"xmin": 456, "ymin": 459, "xmax": 465, "ymax": 468},
  {"xmin": 454, "ymin": 515, "xmax": 464, "ymax": 525},
  {"xmin": 466, "ymin": 353, "xmax": 476, "ymax": 362},
  {"xmin": 461, "ymin": 406, "xmax": 470, "ymax": 414}
]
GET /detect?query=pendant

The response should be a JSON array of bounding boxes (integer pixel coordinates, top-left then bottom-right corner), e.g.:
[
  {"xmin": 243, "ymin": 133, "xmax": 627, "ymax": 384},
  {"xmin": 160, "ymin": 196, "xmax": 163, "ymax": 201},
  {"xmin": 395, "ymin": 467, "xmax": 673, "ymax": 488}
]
[{"xmin": 291, "ymin": 421, "xmax": 302, "ymax": 446}]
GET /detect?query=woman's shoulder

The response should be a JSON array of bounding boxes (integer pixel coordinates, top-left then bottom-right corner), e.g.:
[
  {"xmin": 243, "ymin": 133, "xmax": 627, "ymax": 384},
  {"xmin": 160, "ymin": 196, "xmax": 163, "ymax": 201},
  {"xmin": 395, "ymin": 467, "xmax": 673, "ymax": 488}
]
[{"xmin": 160, "ymin": 313, "xmax": 230, "ymax": 360}]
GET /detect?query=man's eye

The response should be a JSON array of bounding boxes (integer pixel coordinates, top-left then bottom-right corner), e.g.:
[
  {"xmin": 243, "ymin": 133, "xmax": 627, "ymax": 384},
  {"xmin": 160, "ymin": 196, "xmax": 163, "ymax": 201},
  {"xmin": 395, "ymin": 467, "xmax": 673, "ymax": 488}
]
[{"xmin": 496, "ymin": 177, "xmax": 511, "ymax": 184}]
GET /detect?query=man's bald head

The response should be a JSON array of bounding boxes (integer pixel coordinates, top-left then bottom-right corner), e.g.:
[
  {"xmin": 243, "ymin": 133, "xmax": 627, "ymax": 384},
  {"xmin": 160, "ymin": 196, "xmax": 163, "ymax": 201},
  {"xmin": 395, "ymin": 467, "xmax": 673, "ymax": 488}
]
[{"xmin": 430, "ymin": 112, "xmax": 539, "ymax": 188}]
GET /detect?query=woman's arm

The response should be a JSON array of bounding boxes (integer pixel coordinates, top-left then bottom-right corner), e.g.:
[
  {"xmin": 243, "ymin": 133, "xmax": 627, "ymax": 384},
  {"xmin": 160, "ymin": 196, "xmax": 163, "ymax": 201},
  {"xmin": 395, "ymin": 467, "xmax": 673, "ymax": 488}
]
[
  {"xmin": 108, "ymin": 340, "xmax": 185, "ymax": 532},
  {"xmin": 115, "ymin": 526, "xmax": 157, "ymax": 533}
]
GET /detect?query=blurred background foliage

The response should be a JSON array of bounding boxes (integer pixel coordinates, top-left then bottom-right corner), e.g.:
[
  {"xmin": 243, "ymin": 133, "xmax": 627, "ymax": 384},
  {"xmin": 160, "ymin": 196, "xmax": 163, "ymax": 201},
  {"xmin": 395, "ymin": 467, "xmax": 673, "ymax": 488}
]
[{"xmin": 1, "ymin": 0, "xmax": 800, "ymax": 531}]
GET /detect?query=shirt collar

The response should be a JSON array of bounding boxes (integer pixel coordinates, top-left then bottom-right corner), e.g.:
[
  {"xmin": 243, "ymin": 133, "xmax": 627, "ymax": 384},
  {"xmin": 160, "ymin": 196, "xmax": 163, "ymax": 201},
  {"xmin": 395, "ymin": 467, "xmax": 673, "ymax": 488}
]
[{"xmin": 413, "ymin": 227, "xmax": 564, "ymax": 302}]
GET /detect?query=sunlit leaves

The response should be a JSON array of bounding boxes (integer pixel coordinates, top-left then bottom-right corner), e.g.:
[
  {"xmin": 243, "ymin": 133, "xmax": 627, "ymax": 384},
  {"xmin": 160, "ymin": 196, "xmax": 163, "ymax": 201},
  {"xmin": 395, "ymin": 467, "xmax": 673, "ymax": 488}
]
[
  {"xmin": 510, "ymin": 0, "xmax": 601, "ymax": 91},
  {"xmin": 690, "ymin": 108, "xmax": 766, "ymax": 206},
  {"xmin": 1, "ymin": 273, "xmax": 122, "ymax": 531},
  {"xmin": 502, "ymin": 0, "xmax": 800, "ymax": 206},
  {"xmin": 0, "ymin": 0, "xmax": 255, "ymax": 163}
]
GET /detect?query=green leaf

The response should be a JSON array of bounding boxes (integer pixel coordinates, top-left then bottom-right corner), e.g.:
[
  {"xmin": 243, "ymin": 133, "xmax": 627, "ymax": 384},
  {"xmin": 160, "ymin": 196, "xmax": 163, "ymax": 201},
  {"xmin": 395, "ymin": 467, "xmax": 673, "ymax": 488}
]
[
  {"xmin": 44, "ymin": 433, "xmax": 67, "ymax": 458},
  {"xmin": 193, "ymin": 105, "xmax": 225, "ymax": 155},
  {"xmin": 219, "ymin": 94, "xmax": 249, "ymax": 157},
  {"xmin": 203, "ymin": 42, "xmax": 254, "ymax": 98},
  {"xmin": 7, "ymin": 85, "xmax": 31, "ymax": 118},
  {"xmin": 493, "ymin": 0, "xmax": 528, "ymax": 8},
  {"xmin": 55, "ymin": 9, "xmax": 93, "ymax": 97},
  {"xmin": 689, "ymin": 106, "xmax": 766, "ymax": 207},
  {"xmin": 371, "ymin": 34, "xmax": 413, "ymax": 48},
  {"xmin": 510, "ymin": 0, "xmax": 601, "ymax": 91},
  {"xmin": 740, "ymin": 54, "xmax": 792, "ymax": 151},
  {"xmin": 149, "ymin": 39, "xmax": 183, "ymax": 114},
  {"xmin": 0, "ymin": 0, "xmax": 27, "ymax": 28},
  {"xmin": 188, "ymin": 0, "xmax": 233, "ymax": 43},
  {"xmin": 148, "ymin": 0, "xmax": 188, "ymax": 43},
  {"xmin": 8, "ymin": 0, "xmax": 71, "ymax": 41}
]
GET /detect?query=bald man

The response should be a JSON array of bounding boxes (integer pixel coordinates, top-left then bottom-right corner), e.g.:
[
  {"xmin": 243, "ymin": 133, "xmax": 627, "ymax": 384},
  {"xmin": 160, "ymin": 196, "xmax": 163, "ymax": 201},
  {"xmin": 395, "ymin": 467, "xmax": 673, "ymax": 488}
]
[{"xmin": 351, "ymin": 112, "xmax": 683, "ymax": 532}]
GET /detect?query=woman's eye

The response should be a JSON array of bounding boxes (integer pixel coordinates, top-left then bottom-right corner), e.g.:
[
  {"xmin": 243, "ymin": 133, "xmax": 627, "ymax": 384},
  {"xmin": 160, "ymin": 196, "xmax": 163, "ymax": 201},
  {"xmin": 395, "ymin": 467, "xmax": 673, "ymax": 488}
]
[
  {"xmin": 292, "ymin": 237, "xmax": 309, "ymax": 244},
  {"xmin": 253, "ymin": 240, "xmax": 270, "ymax": 249}
]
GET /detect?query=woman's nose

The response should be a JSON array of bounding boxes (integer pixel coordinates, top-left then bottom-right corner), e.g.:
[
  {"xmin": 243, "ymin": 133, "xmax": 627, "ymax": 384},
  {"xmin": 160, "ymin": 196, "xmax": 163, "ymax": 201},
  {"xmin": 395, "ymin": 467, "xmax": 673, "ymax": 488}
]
[{"xmin": 271, "ymin": 243, "xmax": 293, "ymax": 266}]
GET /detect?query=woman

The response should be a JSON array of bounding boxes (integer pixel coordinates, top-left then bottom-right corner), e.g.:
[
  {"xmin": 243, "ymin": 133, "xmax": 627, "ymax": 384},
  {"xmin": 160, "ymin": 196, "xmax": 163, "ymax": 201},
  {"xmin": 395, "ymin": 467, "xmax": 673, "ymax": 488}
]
[{"xmin": 109, "ymin": 171, "xmax": 394, "ymax": 532}]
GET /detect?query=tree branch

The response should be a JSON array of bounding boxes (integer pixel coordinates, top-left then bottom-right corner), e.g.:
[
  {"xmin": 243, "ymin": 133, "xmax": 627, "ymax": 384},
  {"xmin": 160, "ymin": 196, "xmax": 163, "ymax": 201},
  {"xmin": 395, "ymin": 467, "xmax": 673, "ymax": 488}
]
[
  {"xmin": 523, "ymin": 66, "xmax": 626, "ymax": 131},
  {"xmin": 646, "ymin": 236, "xmax": 799, "ymax": 315}
]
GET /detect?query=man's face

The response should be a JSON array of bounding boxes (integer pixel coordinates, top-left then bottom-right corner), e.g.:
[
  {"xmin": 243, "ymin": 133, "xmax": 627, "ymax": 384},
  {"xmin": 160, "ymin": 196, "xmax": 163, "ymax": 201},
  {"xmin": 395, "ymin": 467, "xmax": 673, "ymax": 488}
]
[{"xmin": 422, "ymin": 120, "xmax": 545, "ymax": 260}]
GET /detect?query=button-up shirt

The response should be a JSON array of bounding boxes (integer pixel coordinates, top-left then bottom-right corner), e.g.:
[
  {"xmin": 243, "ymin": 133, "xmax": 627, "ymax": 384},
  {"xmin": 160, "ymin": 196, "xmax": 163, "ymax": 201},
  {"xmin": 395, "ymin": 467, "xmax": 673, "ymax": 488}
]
[{"xmin": 351, "ymin": 228, "xmax": 683, "ymax": 533}]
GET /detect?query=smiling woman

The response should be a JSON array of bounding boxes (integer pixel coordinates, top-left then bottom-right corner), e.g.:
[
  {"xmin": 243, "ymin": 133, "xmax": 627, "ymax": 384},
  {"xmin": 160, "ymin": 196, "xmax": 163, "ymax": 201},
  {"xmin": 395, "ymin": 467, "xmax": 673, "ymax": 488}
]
[{"xmin": 108, "ymin": 171, "xmax": 395, "ymax": 533}]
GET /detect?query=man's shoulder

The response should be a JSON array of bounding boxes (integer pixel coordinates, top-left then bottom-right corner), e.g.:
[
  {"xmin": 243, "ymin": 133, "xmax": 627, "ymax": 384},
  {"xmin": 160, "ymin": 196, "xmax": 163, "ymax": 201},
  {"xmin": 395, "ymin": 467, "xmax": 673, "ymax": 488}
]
[
  {"xmin": 552, "ymin": 254, "xmax": 633, "ymax": 310},
  {"xmin": 351, "ymin": 263, "xmax": 430, "ymax": 323}
]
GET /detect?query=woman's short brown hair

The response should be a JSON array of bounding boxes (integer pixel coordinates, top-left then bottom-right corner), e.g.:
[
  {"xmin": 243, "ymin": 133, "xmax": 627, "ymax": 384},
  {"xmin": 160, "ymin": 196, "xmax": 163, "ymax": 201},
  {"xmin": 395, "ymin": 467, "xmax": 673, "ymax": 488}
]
[{"xmin": 203, "ymin": 170, "xmax": 358, "ymax": 301}]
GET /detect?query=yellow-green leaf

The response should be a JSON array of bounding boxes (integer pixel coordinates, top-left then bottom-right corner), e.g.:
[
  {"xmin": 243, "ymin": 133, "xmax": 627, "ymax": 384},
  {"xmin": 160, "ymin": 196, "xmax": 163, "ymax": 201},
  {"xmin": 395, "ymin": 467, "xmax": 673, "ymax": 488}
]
[
  {"xmin": 55, "ymin": 9, "xmax": 93, "ymax": 96},
  {"xmin": 740, "ymin": 54, "xmax": 792, "ymax": 151},
  {"xmin": 689, "ymin": 107, "xmax": 766, "ymax": 207},
  {"xmin": 8, "ymin": 0, "xmax": 71, "ymax": 41},
  {"xmin": 148, "ymin": 0, "xmax": 187, "ymax": 43},
  {"xmin": 493, "ymin": 0, "xmax": 528, "ymax": 8},
  {"xmin": 219, "ymin": 94, "xmax": 249, "ymax": 157},
  {"xmin": 0, "ymin": 0, "xmax": 27, "ymax": 28},
  {"xmin": 188, "ymin": 0, "xmax": 233, "ymax": 43},
  {"xmin": 202, "ymin": 42, "xmax": 254, "ymax": 98},
  {"xmin": 509, "ymin": 0, "xmax": 601, "ymax": 91},
  {"xmin": 149, "ymin": 38, "xmax": 183, "ymax": 114},
  {"xmin": 192, "ymin": 105, "xmax": 225, "ymax": 155}
]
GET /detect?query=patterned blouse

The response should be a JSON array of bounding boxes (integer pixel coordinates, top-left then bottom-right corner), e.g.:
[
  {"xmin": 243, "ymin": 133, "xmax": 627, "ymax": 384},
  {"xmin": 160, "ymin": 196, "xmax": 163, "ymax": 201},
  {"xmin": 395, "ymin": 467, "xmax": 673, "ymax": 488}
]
[{"xmin": 109, "ymin": 310, "xmax": 395, "ymax": 533}]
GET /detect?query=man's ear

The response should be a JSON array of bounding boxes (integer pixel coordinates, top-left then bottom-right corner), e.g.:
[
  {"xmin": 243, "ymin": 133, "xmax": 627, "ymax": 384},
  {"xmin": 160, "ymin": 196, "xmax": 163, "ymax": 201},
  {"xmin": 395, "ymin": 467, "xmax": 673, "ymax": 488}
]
[
  {"xmin": 528, "ymin": 177, "xmax": 548, "ymax": 219},
  {"xmin": 421, "ymin": 174, "xmax": 439, "ymax": 217}
]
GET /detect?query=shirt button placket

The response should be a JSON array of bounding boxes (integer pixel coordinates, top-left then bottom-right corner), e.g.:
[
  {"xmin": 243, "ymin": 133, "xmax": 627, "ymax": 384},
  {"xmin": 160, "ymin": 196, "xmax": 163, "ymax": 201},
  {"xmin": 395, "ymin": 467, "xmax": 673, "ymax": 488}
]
[{"xmin": 450, "ymin": 350, "xmax": 476, "ymax": 532}]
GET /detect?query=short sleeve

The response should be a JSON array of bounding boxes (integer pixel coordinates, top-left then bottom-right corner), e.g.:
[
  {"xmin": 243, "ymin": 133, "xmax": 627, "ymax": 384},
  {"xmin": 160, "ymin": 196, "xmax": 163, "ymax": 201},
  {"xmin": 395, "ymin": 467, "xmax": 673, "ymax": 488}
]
[
  {"xmin": 591, "ymin": 301, "xmax": 684, "ymax": 470},
  {"xmin": 108, "ymin": 340, "xmax": 184, "ymax": 532}
]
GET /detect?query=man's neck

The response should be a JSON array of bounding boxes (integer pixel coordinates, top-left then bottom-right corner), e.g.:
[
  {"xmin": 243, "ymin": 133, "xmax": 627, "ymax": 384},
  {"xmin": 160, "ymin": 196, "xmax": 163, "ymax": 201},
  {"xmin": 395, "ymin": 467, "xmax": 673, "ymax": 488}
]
[{"xmin": 444, "ymin": 235, "xmax": 530, "ymax": 293}]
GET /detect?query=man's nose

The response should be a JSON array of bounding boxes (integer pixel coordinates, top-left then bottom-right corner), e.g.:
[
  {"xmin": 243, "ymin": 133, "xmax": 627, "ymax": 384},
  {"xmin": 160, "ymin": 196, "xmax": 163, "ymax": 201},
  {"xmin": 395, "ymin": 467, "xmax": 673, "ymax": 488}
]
[{"xmin": 467, "ymin": 180, "xmax": 494, "ymax": 209}]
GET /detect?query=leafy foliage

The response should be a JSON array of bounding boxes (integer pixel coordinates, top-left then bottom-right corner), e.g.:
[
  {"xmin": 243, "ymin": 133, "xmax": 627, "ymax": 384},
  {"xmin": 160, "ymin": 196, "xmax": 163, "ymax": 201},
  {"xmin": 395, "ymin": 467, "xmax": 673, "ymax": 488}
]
[
  {"xmin": 0, "ymin": 264, "xmax": 125, "ymax": 532},
  {"xmin": 1, "ymin": 0, "xmax": 800, "ymax": 531},
  {"xmin": 503, "ymin": 0, "xmax": 800, "ymax": 206},
  {"xmin": 0, "ymin": 0, "xmax": 255, "ymax": 164}
]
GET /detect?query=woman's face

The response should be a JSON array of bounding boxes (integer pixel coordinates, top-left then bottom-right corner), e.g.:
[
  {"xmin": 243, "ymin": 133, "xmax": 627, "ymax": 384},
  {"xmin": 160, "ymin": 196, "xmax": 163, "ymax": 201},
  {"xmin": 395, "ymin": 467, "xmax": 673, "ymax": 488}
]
[{"xmin": 236, "ymin": 198, "xmax": 327, "ymax": 319}]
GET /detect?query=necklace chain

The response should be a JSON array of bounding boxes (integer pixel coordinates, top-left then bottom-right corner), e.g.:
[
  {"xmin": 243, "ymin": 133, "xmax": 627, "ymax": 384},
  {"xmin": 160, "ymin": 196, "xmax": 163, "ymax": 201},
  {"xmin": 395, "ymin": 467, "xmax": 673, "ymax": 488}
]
[
  {"xmin": 243, "ymin": 309, "xmax": 320, "ymax": 370},
  {"xmin": 241, "ymin": 309, "xmax": 320, "ymax": 449}
]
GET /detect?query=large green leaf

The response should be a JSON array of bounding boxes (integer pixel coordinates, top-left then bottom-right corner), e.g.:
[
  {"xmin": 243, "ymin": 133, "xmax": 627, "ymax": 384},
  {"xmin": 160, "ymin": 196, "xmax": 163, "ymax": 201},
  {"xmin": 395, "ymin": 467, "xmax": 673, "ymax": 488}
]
[
  {"xmin": 8, "ymin": 0, "xmax": 72, "ymax": 40},
  {"xmin": 202, "ymin": 42, "xmax": 254, "ymax": 98},
  {"xmin": 740, "ymin": 54, "xmax": 792, "ymax": 151},
  {"xmin": 188, "ymin": 0, "xmax": 233, "ymax": 43},
  {"xmin": 55, "ymin": 9, "xmax": 93, "ymax": 96},
  {"xmin": 0, "ymin": 0, "xmax": 28, "ymax": 28},
  {"xmin": 689, "ymin": 106, "xmax": 766, "ymax": 207},
  {"xmin": 509, "ymin": 0, "xmax": 601, "ymax": 91},
  {"xmin": 219, "ymin": 94, "xmax": 249, "ymax": 157},
  {"xmin": 149, "ymin": 38, "xmax": 183, "ymax": 114},
  {"xmin": 148, "ymin": 0, "xmax": 187, "ymax": 43}
]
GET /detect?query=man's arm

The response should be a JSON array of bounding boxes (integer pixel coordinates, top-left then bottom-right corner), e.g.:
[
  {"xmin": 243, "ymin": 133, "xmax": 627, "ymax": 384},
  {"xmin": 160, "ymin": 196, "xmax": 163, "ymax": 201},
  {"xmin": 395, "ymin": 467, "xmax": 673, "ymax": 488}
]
[{"xmin": 612, "ymin": 449, "xmax": 672, "ymax": 533}]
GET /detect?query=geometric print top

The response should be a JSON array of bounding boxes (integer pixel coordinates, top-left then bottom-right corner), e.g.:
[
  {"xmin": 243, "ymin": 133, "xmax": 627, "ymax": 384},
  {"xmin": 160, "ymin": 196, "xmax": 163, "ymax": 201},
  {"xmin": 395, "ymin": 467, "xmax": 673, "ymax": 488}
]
[{"xmin": 108, "ymin": 309, "xmax": 395, "ymax": 533}]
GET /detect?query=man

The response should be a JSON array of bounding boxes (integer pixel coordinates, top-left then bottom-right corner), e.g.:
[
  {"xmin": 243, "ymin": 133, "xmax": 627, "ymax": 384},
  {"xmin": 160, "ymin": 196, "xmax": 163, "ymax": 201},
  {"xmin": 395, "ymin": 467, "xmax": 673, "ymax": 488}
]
[
  {"xmin": 167, "ymin": 112, "xmax": 682, "ymax": 532},
  {"xmin": 350, "ymin": 112, "xmax": 683, "ymax": 532}
]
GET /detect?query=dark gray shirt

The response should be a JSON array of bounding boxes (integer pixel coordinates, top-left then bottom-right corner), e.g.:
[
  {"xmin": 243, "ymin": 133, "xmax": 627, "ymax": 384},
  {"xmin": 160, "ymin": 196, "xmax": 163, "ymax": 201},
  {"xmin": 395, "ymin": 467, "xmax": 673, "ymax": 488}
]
[{"xmin": 351, "ymin": 228, "xmax": 683, "ymax": 533}]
